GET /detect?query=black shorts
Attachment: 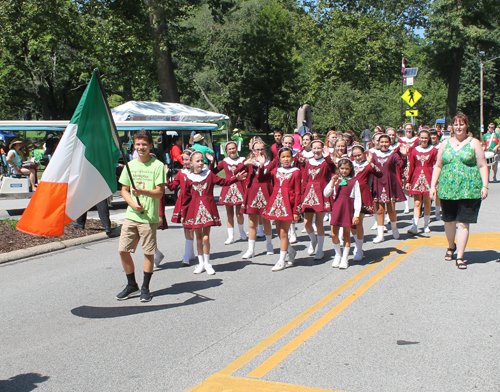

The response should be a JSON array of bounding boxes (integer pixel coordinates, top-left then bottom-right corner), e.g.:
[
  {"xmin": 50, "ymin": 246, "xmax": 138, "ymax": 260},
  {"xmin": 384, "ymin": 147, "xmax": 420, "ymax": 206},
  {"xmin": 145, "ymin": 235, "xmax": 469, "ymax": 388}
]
[{"xmin": 440, "ymin": 199, "xmax": 481, "ymax": 224}]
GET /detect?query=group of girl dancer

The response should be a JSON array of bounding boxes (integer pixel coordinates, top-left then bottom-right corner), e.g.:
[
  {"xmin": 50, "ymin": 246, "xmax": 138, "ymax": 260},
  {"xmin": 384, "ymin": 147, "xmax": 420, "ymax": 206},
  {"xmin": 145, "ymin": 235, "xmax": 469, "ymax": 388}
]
[{"xmin": 163, "ymin": 125, "xmax": 440, "ymax": 274}]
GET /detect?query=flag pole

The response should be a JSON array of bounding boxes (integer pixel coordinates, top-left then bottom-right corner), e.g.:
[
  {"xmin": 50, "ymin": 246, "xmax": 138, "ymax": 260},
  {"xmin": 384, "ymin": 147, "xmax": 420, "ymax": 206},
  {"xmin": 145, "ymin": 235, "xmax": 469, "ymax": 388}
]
[{"xmin": 93, "ymin": 68, "xmax": 143, "ymax": 210}]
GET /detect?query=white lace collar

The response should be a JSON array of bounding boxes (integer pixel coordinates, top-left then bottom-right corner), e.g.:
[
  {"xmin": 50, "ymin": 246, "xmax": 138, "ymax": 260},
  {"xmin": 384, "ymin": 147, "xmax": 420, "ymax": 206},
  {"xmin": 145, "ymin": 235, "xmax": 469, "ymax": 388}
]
[
  {"xmin": 389, "ymin": 142, "xmax": 400, "ymax": 150},
  {"xmin": 374, "ymin": 149, "xmax": 393, "ymax": 158},
  {"xmin": 353, "ymin": 161, "xmax": 369, "ymax": 168},
  {"xmin": 277, "ymin": 167, "xmax": 299, "ymax": 173},
  {"xmin": 224, "ymin": 156, "xmax": 245, "ymax": 165},
  {"xmin": 181, "ymin": 168, "xmax": 190, "ymax": 175},
  {"xmin": 400, "ymin": 136, "xmax": 418, "ymax": 143},
  {"xmin": 308, "ymin": 157, "xmax": 325, "ymax": 166},
  {"xmin": 187, "ymin": 169, "xmax": 210, "ymax": 182},
  {"xmin": 302, "ymin": 150, "xmax": 314, "ymax": 157},
  {"xmin": 416, "ymin": 145, "xmax": 433, "ymax": 153}
]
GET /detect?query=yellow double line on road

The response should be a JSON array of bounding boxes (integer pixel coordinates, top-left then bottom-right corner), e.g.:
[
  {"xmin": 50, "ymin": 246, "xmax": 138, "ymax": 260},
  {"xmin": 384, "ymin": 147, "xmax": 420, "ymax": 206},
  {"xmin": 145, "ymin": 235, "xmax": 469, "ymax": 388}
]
[{"xmin": 187, "ymin": 234, "xmax": 500, "ymax": 391}]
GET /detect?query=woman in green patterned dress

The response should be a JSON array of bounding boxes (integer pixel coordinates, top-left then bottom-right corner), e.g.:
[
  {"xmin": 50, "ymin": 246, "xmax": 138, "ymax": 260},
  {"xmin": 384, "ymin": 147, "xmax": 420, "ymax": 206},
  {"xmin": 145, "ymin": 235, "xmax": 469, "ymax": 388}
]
[{"xmin": 430, "ymin": 114, "xmax": 489, "ymax": 269}]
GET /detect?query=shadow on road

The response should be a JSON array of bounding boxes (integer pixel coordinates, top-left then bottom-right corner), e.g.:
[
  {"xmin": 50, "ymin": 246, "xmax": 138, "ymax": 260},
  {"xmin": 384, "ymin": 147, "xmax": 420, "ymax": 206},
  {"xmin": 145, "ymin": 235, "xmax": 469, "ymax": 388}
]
[
  {"xmin": 71, "ymin": 279, "xmax": 223, "ymax": 319},
  {"xmin": 0, "ymin": 373, "xmax": 49, "ymax": 392}
]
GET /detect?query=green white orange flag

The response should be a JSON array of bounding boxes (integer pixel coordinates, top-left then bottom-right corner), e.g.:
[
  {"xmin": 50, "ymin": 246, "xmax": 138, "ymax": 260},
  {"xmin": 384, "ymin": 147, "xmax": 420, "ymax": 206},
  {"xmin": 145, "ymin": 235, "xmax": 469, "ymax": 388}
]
[{"xmin": 17, "ymin": 70, "xmax": 121, "ymax": 237}]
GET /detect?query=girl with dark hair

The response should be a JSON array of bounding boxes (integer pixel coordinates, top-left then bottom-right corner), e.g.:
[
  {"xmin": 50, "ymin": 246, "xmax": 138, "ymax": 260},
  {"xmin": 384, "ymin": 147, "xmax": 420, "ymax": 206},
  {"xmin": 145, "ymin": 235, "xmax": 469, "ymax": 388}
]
[
  {"xmin": 324, "ymin": 156, "xmax": 361, "ymax": 269},
  {"xmin": 300, "ymin": 139, "xmax": 337, "ymax": 260},
  {"xmin": 351, "ymin": 145, "xmax": 382, "ymax": 260},
  {"xmin": 371, "ymin": 134, "xmax": 408, "ymax": 243},
  {"xmin": 259, "ymin": 147, "xmax": 302, "ymax": 271},
  {"xmin": 406, "ymin": 130, "xmax": 438, "ymax": 234},
  {"xmin": 212, "ymin": 141, "xmax": 248, "ymax": 244}
]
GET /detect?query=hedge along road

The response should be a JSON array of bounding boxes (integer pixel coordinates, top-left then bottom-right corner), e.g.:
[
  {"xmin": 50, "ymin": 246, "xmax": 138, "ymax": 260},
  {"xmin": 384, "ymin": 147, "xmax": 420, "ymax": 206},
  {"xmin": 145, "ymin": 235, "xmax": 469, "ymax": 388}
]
[{"xmin": 0, "ymin": 184, "xmax": 499, "ymax": 392}]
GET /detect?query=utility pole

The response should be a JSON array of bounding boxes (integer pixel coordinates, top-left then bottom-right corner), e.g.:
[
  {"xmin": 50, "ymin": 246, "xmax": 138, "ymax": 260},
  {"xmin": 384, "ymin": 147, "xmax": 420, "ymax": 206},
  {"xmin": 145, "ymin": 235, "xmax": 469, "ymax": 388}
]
[{"xmin": 480, "ymin": 51, "xmax": 484, "ymax": 138}]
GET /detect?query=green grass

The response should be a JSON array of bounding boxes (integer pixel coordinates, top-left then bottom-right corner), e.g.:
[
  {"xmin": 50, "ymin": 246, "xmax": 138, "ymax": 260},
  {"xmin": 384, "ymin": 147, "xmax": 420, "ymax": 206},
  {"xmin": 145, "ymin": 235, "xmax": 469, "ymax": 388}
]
[{"xmin": 1, "ymin": 218, "xmax": 18, "ymax": 230}]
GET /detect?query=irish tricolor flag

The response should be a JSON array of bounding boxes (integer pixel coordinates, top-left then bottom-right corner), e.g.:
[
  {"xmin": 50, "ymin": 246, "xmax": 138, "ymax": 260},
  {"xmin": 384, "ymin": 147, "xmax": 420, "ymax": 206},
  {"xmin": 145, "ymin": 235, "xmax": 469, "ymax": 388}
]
[{"xmin": 17, "ymin": 70, "xmax": 120, "ymax": 237}]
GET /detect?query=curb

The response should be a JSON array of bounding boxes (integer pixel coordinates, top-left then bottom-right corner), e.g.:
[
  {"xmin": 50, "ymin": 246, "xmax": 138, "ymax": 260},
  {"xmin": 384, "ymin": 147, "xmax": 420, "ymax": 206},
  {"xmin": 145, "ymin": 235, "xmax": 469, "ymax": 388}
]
[{"xmin": 0, "ymin": 229, "xmax": 119, "ymax": 265}]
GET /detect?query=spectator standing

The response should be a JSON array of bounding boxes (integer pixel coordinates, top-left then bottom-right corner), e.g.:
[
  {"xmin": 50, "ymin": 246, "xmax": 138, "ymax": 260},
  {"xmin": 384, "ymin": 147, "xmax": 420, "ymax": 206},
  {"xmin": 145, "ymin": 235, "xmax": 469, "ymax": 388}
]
[
  {"xmin": 482, "ymin": 123, "xmax": 499, "ymax": 182},
  {"xmin": 298, "ymin": 120, "xmax": 309, "ymax": 136},
  {"xmin": 191, "ymin": 133, "xmax": 214, "ymax": 164},
  {"xmin": 360, "ymin": 125, "xmax": 371, "ymax": 150},
  {"xmin": 268, "ymin": 128, "xmax": 284, "ymax": 161},
  {"xmin": 170, "ymin": 136, "xmax": 184, "ymax": 167}
]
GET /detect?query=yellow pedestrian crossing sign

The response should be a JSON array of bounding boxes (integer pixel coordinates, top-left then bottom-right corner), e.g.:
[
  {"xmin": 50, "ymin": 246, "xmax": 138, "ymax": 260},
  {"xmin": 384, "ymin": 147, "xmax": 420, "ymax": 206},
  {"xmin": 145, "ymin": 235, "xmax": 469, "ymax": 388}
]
[
  {"xmin": 401, "ymin": 87, "xmax": 422, "ymax": 106},
  {"xmin": 406, "ymin": 109, "xmax": 419, "ymax": 117}
]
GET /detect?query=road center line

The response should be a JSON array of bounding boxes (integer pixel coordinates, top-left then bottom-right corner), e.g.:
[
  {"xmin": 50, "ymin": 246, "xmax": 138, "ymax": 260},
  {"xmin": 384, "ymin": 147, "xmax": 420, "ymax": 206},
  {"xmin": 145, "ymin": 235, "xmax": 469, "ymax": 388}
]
[
  {"xmin": 217, "ymin": 244, "xmax": 405, "ymax": 377},
  {"xmin": 247, "ymin": 245, "xmax": 418, "ymax": 378}
]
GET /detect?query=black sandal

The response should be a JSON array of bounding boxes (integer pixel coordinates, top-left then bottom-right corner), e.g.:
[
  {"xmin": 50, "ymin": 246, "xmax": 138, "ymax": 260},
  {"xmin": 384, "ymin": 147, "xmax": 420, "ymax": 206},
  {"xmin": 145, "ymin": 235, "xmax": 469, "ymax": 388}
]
[
  {"xmin": 445, "ymin": 244, "xmax": 457, "ymax": 261},
  {"xmin": 456, "ymin": 258, "xmax": 467, "ymax": 269}
]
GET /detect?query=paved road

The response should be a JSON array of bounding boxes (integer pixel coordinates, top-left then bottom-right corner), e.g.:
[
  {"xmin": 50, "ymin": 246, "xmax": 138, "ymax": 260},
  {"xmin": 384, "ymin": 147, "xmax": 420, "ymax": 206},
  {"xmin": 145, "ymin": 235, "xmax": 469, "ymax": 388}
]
[{"xmin": 1, "ymin": 184, "xmax": 500, "ymax": 392}]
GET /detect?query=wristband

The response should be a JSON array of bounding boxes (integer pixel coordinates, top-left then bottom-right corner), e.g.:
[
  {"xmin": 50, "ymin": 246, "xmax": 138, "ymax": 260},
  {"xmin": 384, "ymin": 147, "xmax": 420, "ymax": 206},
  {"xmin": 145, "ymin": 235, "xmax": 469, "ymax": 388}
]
[{"xmin": 483, "ymin": 186, "xmax": 489, "ymax": 189}]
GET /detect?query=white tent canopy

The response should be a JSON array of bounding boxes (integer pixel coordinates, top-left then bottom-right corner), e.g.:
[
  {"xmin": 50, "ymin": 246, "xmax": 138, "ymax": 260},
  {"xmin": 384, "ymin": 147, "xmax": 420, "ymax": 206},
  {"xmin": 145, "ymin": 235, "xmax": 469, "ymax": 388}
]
[{"xmin": 111, "ymin": 101, "xmax": 229, "ymax": 122}]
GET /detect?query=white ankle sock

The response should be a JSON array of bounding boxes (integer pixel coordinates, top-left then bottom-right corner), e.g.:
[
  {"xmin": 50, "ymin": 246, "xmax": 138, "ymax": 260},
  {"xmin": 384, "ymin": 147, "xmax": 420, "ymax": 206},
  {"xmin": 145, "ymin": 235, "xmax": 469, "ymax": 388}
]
[
  {"xmin": 265, "ymin": 234, "xmax": 272, "ymax": 245},
  {"xmin": 279, "ymin": 250, "xmax": 287, "ymax": 262},
  {"xmin": 435, "ymin": 205, "xmax": 441, "ymax": 214},
  {"xmin": 197, "ymin": 255, "xmax": 204, "ymax": 265},
  {"xmin": 355, "ymin": 237, "xmax": 363, "ymax": 251},
  {"xmin": 390, "ymin": 221, "xmax": 398, "ymax": 231},
  {"xmin": 257, "ymin": 224, "xmax": 264, "ymax": 232},
  {"xmin": 317, "ymin": 235, "xmax": 325, "ymax": 252},
  {"xmin": 248, "ymin": 239, "xmax": 256, "ymax": 253},
  {"xmin": 203, "ymin": 253, "xmax": 210, "ymax": 265},
  {"xmin": 307, "ymin": 231, "xmax": 317, "ymax": 244},
  {"xmin": 333, "ymin": 243, "xmax": 341, "ymax": 256},
  {"xmin": 238, "ymin": 224, "xmax": 246, "ymax": 236},
  {"xmin": 413, "ymin": 217, "xmax": 419, "ymax": 226},
  {"xmin": 227, "ymin": 227, "xmax": 234, "ymax": 239},
  {"xmin": 342, "ymin": 246, "xmax": 350, "ymax": 259},
  {"xmin": 377, "ymin": 226, "xmax": 385, "ymax": 237},
  {"xmin": 424, "ymin": 215, "xmax": 430, "ymax": 227}
]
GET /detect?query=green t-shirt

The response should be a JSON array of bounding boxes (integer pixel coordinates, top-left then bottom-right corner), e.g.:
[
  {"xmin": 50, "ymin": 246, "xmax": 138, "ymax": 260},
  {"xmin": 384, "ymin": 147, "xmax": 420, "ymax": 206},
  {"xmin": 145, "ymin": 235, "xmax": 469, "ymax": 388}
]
[
  {"xmin": 191, "ymin": 142, "xmax": 214, "ymax": 163},
  {"xmin": 119, "ymin": 156, "xmax": 166, "ymax": 224}
]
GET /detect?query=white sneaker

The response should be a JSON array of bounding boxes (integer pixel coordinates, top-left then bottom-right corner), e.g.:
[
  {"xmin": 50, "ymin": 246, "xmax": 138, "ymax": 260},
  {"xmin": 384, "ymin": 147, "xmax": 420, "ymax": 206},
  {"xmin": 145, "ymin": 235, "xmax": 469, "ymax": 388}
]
[
  {"xmin": 289, "ymin": 231, "xmax": 297, "ymax": 244},
  {"xmin": 392, "ymin": 228, "xmax": 400, "ymax": 239},
  {"xmin": 194, "ymin": 264, "xmax": 205, "ymax": 274},
  {"xmin": 324, "ymin": 213, "xmax": 330, "ymax": 222},
  {"xmin": 424, "ymin": 226, "xmax": 431, "ymax": 233},
  {"xmin": 205, "ymin": 264, "xmax": 215, "ymax": 275},
  {"xmin": 353, "ymin": 250, "xmax": 364, "ymax": 261},
  {"xmin": 272, "ymin": 260, "xmax": 286, "ymax": 271},
  {"xmin": 370, "ymin": 221, "xmax": 378, "ymax": 230},
  {"xmin": 314, "ymin": 250, "xmax": 324, "ymax": 260},
  {"xmin": 339, "ymin": 258, "xmax": 349, "ymax": 269},
  {"xmin": 287, "ymin": 248, "xmax": 297, "ymax": 266},
  {"xmin": 407, "ymin": 226, "xmax": 418, "ymax": 235},
  {"xmin": 182, "ymin": 256, "xmax": 190, "ymax": 266},
  {"xmin": 383, "ymin": 226, "xmax": 388, "ymax": 232},
  {"xmin": 373, "ymin": 235, "xmax": 384, "ymax": 244},
  {"xmin": 301, "ymin": 227, "xmax": 307, "ymax": 233},
  {"xmin": 224, "ymin": 237, "xmax": 235, "ymax": 245},
  {"xmin": 266, "ymin": 243, "xmax": 274, "ymax": 255},
  {"xmin": 240, "ymin": 232, "xmax": 248, "ymax": 241},
  {"xmin": 256, "ymin": 229, "xmax": 265, "ymax": 238},
  {"xmin": 154, "ymin": 251, "xmax": 165, "ymax": 267},
  {"xmin": 242, "ymin": 249, "xmax": 255, "ymax": 259},
  {"xmin": 307, "ymin": 241, "xmax": 316, "ymax": 256},
  {"xmin": 404, "ymin": 209, "xmax": 410, "ymax": 214},
  {"xmin": 332, "ymin": 255, "xmax": 341, "ymax": 268}
]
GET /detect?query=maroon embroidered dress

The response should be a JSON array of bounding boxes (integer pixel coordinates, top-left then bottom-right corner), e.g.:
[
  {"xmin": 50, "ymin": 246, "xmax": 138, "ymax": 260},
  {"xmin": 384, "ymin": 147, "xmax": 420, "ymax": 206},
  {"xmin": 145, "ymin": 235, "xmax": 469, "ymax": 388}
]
[
  {"xmin": 372, "ymin": 150, "xmax": 407, "ymax": 203},
  {"xmin": 181, "ymin": 170, "xmax": 238, "ymax": 229},
  {"xmin": 398, "ymin": 136, "xmax": 419, "ymax": 182},
  {"xmin": 407, "ymin": 145, "xmax": 437, "ymax": 196},
  {"xmin": 353, "ymin": 161, "xmax": 382, "ymax": 214},
  {"xmin": 327, "ymin": 178, "xmax": 361, "ymax": 228},
  {"xmin": 214, "ymin": 157, "xmax": 246, "ymax": 205},
  {"xmin": 240, "ymin": 160, "xmax": 276, "ymax": 215},
  {"xmin": 300, "ymin": 157, "xmax": 336, "ymax": 213},
  {"xmin": 260, "ymin": 167, "xmax": 302, "ymax": 221},
  {"xmin": 166, "ymin": 169, "xmax": 190, "ymax": 223}
]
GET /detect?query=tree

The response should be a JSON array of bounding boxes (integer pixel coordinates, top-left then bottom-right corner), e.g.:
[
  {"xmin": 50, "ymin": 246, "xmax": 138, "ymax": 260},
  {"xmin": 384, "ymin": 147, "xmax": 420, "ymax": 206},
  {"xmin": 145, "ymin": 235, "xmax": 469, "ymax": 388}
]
[{"xmin": 424, "ymin": 0, "xmax": 500, "ymax": 125}]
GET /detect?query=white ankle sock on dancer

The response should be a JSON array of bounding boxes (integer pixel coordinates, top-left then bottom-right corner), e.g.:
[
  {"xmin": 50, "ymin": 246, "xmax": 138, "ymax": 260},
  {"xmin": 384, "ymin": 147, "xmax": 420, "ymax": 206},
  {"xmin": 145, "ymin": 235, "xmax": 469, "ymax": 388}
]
[
  {"xmin": 225, "ymin": 228, "xmax": 235, "ymax": 244},
  {"xmin": 307, "ymin": 232, "xmax": 317, "ymax": 255},
  {"xmin": 203, "ymin": 254, "xmax": 215, "ymax": 275},
  {"xmin": 194, "ymin": 255, "xmax": 205, "ymax": 274},
  {"xmin": 340, "ymin": 246, "xmax": 350, "ymax": 269},
  {"xmin": 238, "ymin": 224, "xmax": 247, "ymax": 240},
  {"xmin": 390, "ymin": 221, "xmax": 400, "ymax": 239},
  {"xmin": 423, "ymin": 215, "xmax": 431, "ymax": 232},
  {"xmin": 183, "ymin": 240, "xmax": 193, "ymax": 265},
  {"xmin": 373, "ymin": 226, "xmax": 385, "ymax": 243},
  {"xmin": 314, "ymin": 235, "xmax": 325, "ymax": 260}
]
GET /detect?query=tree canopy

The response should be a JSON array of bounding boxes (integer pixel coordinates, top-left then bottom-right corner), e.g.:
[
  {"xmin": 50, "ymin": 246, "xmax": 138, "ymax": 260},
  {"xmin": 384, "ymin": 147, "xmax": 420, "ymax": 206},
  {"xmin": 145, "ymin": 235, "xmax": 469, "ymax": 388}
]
[{"xmin": 1, "ymin": 0, "xmax": 499, "ymax": 134}]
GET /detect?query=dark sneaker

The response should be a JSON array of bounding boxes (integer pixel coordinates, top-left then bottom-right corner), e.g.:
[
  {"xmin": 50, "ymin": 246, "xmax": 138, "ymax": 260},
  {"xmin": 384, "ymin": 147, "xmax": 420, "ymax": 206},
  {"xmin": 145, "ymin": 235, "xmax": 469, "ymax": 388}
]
[
  {"xmin": 71, "ymin": 222, "xmax": 85, "ymax": 230},
  {"xmin": 140, "ymin": 288, "xmax": 152, "ymax": 302},
  {"xmin": 116, "ymin": 284, "xmax": 140, "ymax": 300}
]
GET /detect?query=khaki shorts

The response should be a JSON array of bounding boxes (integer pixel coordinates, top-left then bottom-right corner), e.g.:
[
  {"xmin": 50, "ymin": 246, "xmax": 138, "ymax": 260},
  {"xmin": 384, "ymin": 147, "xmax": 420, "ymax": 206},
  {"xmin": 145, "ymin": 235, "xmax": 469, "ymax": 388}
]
[{"xmin": 118, "ymin": 219, "xmax": 159, "ymax": 255}]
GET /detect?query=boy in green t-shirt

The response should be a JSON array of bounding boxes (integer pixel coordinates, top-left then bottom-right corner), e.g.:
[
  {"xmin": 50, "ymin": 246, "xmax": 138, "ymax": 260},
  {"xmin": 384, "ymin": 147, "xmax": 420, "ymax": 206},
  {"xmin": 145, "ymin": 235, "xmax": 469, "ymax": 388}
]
[{"xmin": 116, "ymin": 129, "xmax": 166, "ymax": 302}]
